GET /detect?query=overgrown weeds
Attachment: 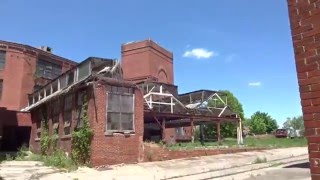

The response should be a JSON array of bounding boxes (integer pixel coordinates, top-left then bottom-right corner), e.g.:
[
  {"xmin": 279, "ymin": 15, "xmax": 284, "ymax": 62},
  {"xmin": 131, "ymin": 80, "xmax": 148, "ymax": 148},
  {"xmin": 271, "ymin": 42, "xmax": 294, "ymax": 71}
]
[{"xmin": 253, "ymin": 156, "xmax": 267, "ymax": 164}]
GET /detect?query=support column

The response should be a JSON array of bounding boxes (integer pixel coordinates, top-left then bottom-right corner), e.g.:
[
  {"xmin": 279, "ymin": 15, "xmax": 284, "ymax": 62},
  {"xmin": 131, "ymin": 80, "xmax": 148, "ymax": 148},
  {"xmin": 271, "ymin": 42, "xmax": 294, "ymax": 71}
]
[
  {"xmin": 191, "ymin": 118, "xmax": 194, "ymax": 143},
  {"xmin": 200, "ymin": 124, "xmax": 204, "ymax": 146},
  {"xmin": 217, "ymin": 121, "xmax": 221, "ymax": 144},
  {"xmin": 162, "ymin": 119, "xmax": 166, "ymax": 142}
]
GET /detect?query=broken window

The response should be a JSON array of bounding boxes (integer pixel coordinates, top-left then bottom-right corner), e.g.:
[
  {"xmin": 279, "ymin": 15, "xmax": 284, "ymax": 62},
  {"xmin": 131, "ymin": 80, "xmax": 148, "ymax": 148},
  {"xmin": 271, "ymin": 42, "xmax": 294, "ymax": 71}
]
[
  {"xmin": 77, "ymin": 62, "xmax": 90, "ymax": 81},
  {"xmin": 63, "ymin": 95, "xmax": 73, "ymax": 135},
  {"xmin": 66, "ymin": 71, "xmax": 75, "ymax": 86},
  {"xmin": 106, "ymin": 89, "xmax": 134, "ymax": 133},
  {"xmin": 36, "ymin": 106, "xmax": 48, "ymax": 139},
  {"xmin": 36, "ymin": 59, "xmax": 62, "ymax": 79},
  {"xmin": 52, "ymin": 99, "xmax": 60, "ymax": 132},
  {"xmin": 75, "ymin": 90, "xmax": 87, "ymax": 129},
  {"xmin": 0, "ymin": 51, "xmax": 6, "ymax": 69}
]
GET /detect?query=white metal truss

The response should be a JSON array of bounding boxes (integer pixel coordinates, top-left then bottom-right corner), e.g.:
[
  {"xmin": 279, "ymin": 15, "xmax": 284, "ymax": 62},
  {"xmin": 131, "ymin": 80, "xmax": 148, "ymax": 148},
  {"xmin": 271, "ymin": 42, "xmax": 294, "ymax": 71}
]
[{"xmin": 143, "ymin": 84, "xmax": 186, "ymax": 113}]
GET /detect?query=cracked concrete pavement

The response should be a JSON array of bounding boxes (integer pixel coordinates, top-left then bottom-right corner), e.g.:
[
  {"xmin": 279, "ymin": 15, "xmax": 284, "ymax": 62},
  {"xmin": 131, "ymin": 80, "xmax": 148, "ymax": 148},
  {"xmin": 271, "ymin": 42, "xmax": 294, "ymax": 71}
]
[{"xmin": 0, "ymin": 147, "xmax": 309, "ymax": 180}]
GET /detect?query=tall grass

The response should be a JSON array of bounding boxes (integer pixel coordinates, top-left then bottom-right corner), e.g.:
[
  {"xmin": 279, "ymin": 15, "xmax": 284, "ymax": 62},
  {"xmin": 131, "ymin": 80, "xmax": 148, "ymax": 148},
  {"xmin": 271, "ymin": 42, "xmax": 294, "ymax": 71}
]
[{"xmin": 167, "ymin": 136, "xmax": 307, "ymax": 150}]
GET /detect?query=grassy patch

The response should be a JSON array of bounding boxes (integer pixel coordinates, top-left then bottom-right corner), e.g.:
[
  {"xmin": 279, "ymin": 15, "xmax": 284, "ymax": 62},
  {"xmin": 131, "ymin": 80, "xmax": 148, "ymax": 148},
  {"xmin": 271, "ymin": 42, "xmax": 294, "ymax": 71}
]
[
  {"xmin": 3, "ymin": 146, "xmax": 77, "ymax": 171},
  {"xmin": 22, "ymin": 151, "xmax": 77, "ymax": 171},
  {"xmin": 270, "ymin": 162, "xmax": 283, "ymax": 167},
  {"xmin": 166, "ymin": 136, "xmax": 307, "ymax": 150},
  {"xmin": 253, "ymin": 156, "xmax": 267, "ymax": 164},
  {"xmin": 244, "ymin": 136, "xmax": 307, "ymax": 148}
]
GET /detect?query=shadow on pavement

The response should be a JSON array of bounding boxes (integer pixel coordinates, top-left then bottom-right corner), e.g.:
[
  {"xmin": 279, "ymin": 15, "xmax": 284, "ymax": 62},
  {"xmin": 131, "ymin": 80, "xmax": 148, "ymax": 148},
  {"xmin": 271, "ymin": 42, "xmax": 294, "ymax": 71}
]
[{"xmin": 284, "ymin": 162, "xmax": 310, "ymax": 169}]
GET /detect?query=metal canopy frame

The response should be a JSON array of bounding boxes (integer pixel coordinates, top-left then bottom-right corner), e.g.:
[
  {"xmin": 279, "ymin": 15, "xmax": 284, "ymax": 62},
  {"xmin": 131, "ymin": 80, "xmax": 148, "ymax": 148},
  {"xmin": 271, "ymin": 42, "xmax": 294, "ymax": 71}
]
[{"xmin": 140, "ymin": 81, "xmax": 242, "ymax": 144}]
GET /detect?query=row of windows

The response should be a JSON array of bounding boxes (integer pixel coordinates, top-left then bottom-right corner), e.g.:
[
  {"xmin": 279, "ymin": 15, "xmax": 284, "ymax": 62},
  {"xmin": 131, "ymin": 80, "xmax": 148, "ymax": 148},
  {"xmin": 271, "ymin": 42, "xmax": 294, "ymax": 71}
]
[
  {"xmin": 36, "ymin": 59, "xmax": 62, "ymax": 79},
  {"xmin": 36, "ymin": 91, "xmax": 87, "ymax": 139},
  {"xmin": 29, "ymin": 61, "xmax": 91, "ymax": 106},
  {"xmin": 0, "ymin": 51, "xmax": 65, "ymax": 77},
  {"xmin": 36, "ymin": 87, "xmax": 135, "ymax": 139},
  {"xmin": 0, "ymin": 51, "xmax": 5, "ymax": 70}
]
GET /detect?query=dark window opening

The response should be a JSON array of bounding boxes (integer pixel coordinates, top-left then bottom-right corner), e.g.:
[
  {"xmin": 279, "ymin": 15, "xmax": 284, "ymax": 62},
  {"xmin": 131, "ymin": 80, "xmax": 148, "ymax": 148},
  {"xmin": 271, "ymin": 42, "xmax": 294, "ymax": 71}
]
[
  {"xmin": 36, "ymin": 59, "xmax": 62, "ymax": 79},
  {"xmin": 0, "ymin": 50, "xmax": 6, "ymax": 69},
  {"xmin": 63, "ymin": 95, "xmax": 73, "ymax": 135},
  {"xmin": 75, "ymin": 91, "xmax": 87, "ymax": 129}
]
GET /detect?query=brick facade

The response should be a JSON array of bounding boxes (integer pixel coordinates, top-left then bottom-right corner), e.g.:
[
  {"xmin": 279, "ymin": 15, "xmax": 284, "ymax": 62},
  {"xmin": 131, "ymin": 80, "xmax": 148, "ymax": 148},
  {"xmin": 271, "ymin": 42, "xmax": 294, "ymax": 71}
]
[
  {"xmin": 89, "ymin": 81, "xmax": 144, "ymax": 166},
  {"xmin": 121, "ymin": 40, "xmax": 174, "ymax": 84},
  {"xmin": 0, "ymin": 41, "xmax": 77, "ymax": 111},
  {"xmin": 287, "ymin": 0, "xmax": 320, "ymax": 179},
  {"xmin": 29, "ymin": 80, "xmax": 144, "ymax": 166}
]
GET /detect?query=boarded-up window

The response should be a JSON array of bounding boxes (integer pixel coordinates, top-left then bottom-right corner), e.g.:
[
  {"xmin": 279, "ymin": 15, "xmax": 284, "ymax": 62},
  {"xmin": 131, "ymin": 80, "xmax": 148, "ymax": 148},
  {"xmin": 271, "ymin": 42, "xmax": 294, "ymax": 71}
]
[
  {"xmin": 63, "ymin": 95, "xmax": 73, "ymax": 135},
  {"xmin": 0, "ymin": 51, "xmax": 6, "ymax": 69},
  {"xmin": 107, "ymin": 92, "xmax": 134, "ymax": 132}
]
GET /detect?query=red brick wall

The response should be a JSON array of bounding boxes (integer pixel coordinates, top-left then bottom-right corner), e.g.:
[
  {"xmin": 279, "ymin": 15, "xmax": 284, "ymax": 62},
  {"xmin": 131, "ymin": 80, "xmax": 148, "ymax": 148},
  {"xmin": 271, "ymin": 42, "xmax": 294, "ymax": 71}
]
[
  {"xmin": 0, "ymin": 41, "xmax": 77, "ymax": 111},
  {"xmin": 164, "ymin": 127, "xmax": 193, "ymax": 143},
  {"xmin": 287, "ymin": 0, "xmax": 320, "ymax": 179},
  {"xmin": 0, "ymin": 109, "xmax": 31, "ymax": 141},
  {"xmin": 121, "ymin": 39, "xmax": 174, "ymax": 84},
  {"xmin": 29, "ymin": 82, "xmax": 145, "ymax": 166},
  {"xmin": 143, "ymin": 143, "xmax": 265, "ymax": 162},
  {"xmin": 89, "ymin": 82, "xmax": 144, "ymax": 166}
]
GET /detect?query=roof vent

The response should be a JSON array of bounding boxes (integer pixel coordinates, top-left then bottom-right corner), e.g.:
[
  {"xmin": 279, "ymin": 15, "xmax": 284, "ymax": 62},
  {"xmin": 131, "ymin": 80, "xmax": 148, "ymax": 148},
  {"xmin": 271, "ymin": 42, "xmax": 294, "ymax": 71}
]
[{"xmin": 39, "ymin": 46, "xmax": 52, "ymax": 53}]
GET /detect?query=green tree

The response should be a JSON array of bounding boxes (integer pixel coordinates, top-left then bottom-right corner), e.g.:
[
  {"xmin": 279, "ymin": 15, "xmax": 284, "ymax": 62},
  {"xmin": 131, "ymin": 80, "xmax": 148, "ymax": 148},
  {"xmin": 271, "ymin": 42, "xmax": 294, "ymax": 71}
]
[
  {"xmin": 283, "ymin": 116, "xmax": 304, "ymax": 135},
  {"xmin": 248, "ymin": 111, "xmax": 278, "ymax": 134},
  {"xmin": 249, "ymin": 116, "xmax": 267, "ymax": 134},
  {"xmin": 206, "ymin": 90, "xmax": 245, "ymax": 137}
]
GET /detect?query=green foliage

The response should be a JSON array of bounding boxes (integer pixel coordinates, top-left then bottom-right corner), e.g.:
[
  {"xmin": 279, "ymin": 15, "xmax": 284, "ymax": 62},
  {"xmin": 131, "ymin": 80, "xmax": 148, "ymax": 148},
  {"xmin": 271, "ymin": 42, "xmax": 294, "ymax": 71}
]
[
  {"xmin": 51, "ymin": 129, "xmax": 59, "ymax": 151},
  {"xmin": 206, "ymin": 90, "xmax": 245, "ymax": 137},
  {"xmin": 248, "ymin": 111, "xmax": 278, "ymax": 134},
  {"xmin": 5, "ymin": 154, "xmax": 13, "ymax": 161},
  {"xmin": 168, "ymin": 136, "xmax": 307, "ymax": 150},
  {"xmin": 71, "ymin": 95, "xmax": 93, "ymax": 165},
  {"xmin": 15, "ymin": 144, "xmax": 29, "ymax": 160},
  {"xmin": 40, "ymin": 107, "xmax": 50, "ymax": 155},
  {"xmin": 253, "ymin": 157, "xmax": 267, "ymax": 164},
  {"xmin": 43, "ymin": 150, "xmax": 77, "ymax": 171},
  {"xmin": 283, "ymin": 116, "xmax": 304, "ymax": 135}
]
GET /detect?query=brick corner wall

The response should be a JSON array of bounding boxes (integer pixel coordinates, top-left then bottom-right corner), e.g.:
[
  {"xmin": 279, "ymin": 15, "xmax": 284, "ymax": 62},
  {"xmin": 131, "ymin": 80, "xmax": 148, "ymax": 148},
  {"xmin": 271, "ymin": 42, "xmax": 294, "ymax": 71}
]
[{"xmin": 287, "ymin": 0, "xmax": 320, "ymax": 179}]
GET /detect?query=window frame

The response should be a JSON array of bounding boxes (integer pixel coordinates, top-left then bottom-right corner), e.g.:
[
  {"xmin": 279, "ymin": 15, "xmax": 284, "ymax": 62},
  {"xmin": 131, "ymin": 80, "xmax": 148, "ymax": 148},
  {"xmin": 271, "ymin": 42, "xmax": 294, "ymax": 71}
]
[
  {"xmin": 75, "ymin": 90, "xmax": 87, "ymax": 129},
  {"xmin": 52, "ymin": 99, "xmax": 60, "ymax": 132},
  {"xmin": 0, "ymin": 50, "xmax": 6, "ymax": 70},
  {"xmin": 63, "ymin": 94, "xmax": 73, "ymax": 136},
  {"xmin": 106, "ymin": 90, "xmax": 135, "ymax": 134},
  {"xmin": 36, "ymin": 59, "xmax": 62, "ymax": 79}
]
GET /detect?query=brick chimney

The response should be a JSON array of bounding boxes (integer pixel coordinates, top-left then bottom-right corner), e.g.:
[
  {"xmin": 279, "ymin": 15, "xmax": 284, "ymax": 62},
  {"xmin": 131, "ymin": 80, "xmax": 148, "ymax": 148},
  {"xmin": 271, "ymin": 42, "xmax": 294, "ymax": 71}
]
[{"xmin": 121, "ymin": 39, "xmax": 174, "ymax": 84}]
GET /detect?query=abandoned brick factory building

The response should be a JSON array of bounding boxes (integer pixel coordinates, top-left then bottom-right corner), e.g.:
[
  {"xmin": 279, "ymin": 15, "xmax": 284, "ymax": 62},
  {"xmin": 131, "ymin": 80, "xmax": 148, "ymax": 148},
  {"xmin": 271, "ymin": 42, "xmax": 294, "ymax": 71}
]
[{"xmin": 0, "ymin": 39, "xmax": 241, "ymax": 165}]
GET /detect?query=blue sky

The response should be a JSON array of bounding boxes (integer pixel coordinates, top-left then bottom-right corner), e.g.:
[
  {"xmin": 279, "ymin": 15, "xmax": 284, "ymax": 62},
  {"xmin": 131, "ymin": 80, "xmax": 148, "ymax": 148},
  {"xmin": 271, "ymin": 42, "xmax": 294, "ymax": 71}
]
[{"xmin": 0, "ymin": 0, "xmax": 301, "ymax": 125}]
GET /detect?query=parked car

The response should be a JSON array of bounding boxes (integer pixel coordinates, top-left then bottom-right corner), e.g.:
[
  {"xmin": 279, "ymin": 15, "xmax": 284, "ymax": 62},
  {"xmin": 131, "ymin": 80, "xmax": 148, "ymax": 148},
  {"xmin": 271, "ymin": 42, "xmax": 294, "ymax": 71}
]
[{"xmin": 274, "ymin": 129, "xmax": 288, "ymax": 138}]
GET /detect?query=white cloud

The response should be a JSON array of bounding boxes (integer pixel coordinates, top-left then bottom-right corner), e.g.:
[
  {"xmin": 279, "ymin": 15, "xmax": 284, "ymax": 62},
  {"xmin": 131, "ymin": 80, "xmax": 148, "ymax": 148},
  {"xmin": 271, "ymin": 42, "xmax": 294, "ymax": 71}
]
[
  {"xmin": 183, "ymin": 48, "xmax": 217, "ymax": 59},
  {"xmin": 248, "ymin": 82, "xmax": 262, "ymax": 87}
]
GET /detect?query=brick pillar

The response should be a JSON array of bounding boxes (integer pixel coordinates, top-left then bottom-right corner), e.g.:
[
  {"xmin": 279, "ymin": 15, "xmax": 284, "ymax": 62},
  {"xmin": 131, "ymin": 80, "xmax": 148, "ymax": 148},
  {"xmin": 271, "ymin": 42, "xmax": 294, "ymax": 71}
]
[{"xmin": 287, "ymin": 0, "xmax": 320, "ymax": 179}]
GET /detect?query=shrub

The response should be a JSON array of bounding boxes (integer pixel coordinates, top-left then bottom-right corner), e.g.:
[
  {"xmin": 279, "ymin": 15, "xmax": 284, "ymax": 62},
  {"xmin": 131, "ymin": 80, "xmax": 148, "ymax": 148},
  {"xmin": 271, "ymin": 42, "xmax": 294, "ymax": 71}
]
[
  {"xmin": 43, "ymin": 150, "xmax": 76, "ymax": 171},
  {"xmin": 253, "ymin": 156, "xmax": 267, "ymax": 164},
  {"xmin": 71, "ymin": 96, "xmax": 93, "ymax": 165}
]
